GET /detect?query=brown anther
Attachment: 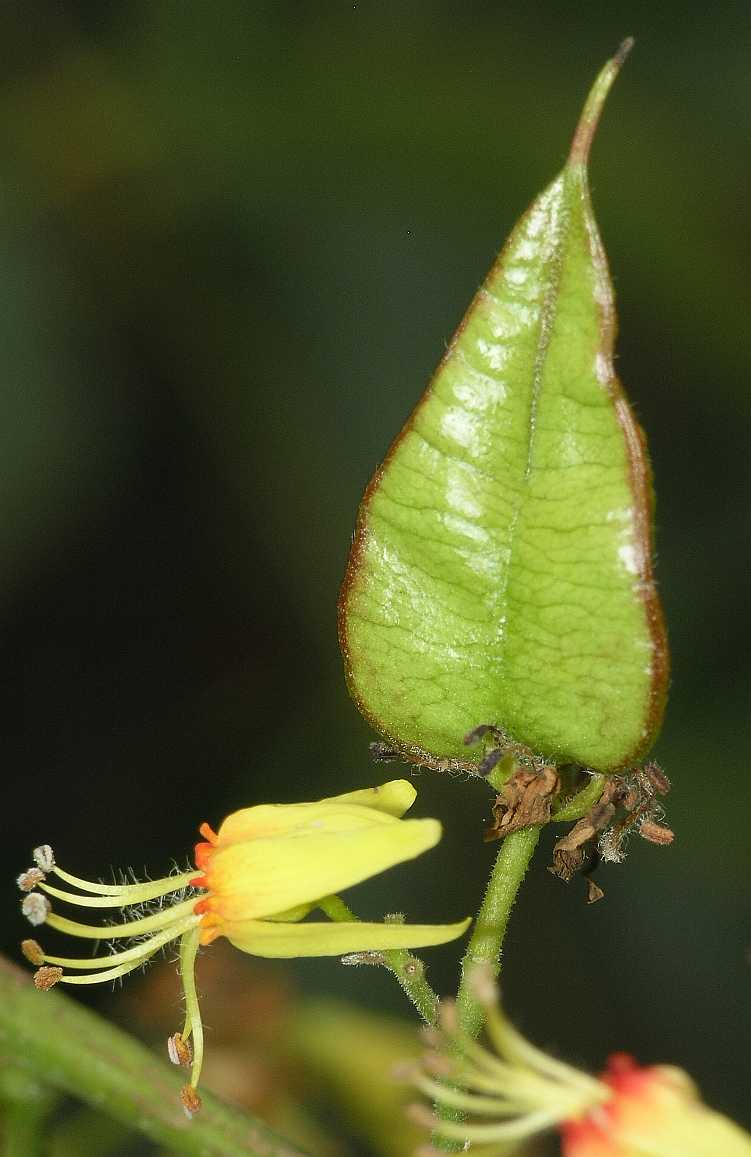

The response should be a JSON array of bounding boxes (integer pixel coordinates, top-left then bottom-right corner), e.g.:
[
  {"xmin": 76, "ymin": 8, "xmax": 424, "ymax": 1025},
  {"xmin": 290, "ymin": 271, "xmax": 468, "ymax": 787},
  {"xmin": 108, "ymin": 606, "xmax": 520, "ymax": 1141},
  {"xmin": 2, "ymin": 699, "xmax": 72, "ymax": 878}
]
[
  {"xmin": 642, "ymin": 762, "xmax": 671, "ymax": 795},
  {"xmin": 21, "ymin": 893, "xmax": 51, "ymax": 926},
  {"xmin": 167, "ymin": 1032, "xmax": 192, "ymax": 1067},
  {"xmin": 21, "ymin": 939, "xmax": 45, "ymax": 965},
  {"xmin": 34, "ymin": 966, "xmax": 63, "ymax": 990},
  {"xmin": 17, "ymin": 868, "xmax": 45, "ymax": 892},
  {"xmin": 180, "ymin": 1085, "xmax": 202, "ymax": 1116},
  {"xmin": 639, "ymin": 820, "xmax": 674, "ymax": 846},
  {"xmin": 617, "ymin": 783, "xmax": 642, "ymax": 811},
  {"xmin": 586, "ymin": 879, "xmax": 605, "ymax": 904}
]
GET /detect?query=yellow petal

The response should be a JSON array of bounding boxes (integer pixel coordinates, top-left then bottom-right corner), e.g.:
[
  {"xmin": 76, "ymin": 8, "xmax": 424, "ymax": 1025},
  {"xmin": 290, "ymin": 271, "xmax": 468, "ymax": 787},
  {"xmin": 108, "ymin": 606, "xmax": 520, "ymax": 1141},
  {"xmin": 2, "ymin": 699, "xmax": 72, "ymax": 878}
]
[
  {"xmin": 215, "ymin": 781, "xmax": 416, "ymax": 845},
  {"xmin": 320, "ymin": 780, "xmax": 417, "ymax": 817},
  {"xmin": 205, "ymin": 814, "xmax": 442, "ymax": 922},
  {"xmin": 224, "ymin": 915, "xmax": 471, "ymax": 957}
]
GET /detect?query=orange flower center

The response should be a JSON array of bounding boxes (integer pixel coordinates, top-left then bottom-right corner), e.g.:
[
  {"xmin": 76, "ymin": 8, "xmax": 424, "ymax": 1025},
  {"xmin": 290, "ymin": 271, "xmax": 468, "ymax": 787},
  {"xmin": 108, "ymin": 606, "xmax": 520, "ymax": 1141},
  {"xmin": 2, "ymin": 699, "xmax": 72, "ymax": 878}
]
[
  {"xmin": 561, "ymin": 1055, "xmax": 669, "ymax": 1156},
  {"xmin": 190, "ymin": 822, "xmax": 222, "ymax": 944}
]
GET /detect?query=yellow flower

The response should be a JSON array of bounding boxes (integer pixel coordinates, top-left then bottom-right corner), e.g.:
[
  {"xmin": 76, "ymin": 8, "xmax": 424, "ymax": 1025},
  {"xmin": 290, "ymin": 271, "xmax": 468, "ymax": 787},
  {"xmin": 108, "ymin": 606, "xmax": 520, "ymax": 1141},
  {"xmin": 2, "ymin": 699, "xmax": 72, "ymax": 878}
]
[
  {"xmin": 405, "ymin": 965, "xmax": 751, "ymax": 1156},
  {"xmin": 17, "ymin": 780, "xmax": 469, "ymax": 1112}
]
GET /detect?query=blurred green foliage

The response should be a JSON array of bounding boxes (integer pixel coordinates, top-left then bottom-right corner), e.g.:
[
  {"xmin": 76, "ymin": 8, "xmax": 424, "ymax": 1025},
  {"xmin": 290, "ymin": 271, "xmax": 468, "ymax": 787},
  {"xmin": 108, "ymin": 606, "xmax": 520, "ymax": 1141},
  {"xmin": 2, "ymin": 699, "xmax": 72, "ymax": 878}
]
[{"xmin": 1, "ymin": 2, "xmax": 749, "ymax": 1152}]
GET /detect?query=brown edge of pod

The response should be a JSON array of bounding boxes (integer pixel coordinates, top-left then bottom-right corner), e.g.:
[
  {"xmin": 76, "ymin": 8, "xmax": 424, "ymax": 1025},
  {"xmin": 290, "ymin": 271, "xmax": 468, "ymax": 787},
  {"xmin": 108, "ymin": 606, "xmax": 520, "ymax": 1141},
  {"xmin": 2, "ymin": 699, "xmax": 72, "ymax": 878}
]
[{"xmin": 576, "ymin": 174, "xmax": 670, "ymax": 771}]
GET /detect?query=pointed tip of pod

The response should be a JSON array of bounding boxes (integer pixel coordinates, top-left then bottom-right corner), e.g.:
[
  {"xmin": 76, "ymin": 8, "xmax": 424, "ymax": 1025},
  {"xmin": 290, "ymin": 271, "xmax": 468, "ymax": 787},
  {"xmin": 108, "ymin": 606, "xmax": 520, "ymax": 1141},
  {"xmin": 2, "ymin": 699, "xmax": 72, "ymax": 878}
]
[{"xmin": 568, "ymin": 37, "xmax": 634, "ymax": 169}]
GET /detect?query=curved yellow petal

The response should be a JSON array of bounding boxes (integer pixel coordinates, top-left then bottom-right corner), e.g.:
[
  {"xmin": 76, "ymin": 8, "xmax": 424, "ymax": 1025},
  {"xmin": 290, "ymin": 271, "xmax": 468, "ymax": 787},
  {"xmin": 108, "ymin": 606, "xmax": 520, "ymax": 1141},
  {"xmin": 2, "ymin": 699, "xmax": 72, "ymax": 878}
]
[
  {"xmin": 225, "ymin": 916, "xmax": 471, "ymax": 958},
  {"xmin": 320, "ymin": 780, "xmax": 417, "ymax": 817},
  {"xmin": 215, "ymin": 781, "xmax": 417, "ymax": 846},
  {"xmin": 205, "ymin": 815, "xmax": 442, "ymax": 922}
]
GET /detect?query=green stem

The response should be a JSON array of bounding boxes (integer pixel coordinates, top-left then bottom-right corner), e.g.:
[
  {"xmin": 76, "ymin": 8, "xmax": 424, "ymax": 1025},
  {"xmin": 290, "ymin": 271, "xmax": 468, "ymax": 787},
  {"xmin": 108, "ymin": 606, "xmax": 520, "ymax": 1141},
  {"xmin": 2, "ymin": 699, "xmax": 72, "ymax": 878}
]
[
  {"xmin": 318, "ymin": 896, "xmax": 440, "ymax": 1025},
  {"xmin": 381, "ymin": 947, "xmax": 439, "ymax": 1025},
  {"xmin": 430, "ymin": 826, "xmax": 541, "ymax": 1151},
  {"xmin": 0, "ymin": 1067, "xmax": 56, "ymax": 1157},
  {"xmin": 2, "ymin": 1103, "xmax": 44, "ymax": 1157},
  {"xmin": 551, "ymin": 773, "xmax": 606, "ymax": 823},
  {"xmin": 455, "ymin": 826, "xmax": 541, "ymax": 1038},
  {"xmin": 0, "ymin": 955, "xmax": 306, "ymax": 1157}
]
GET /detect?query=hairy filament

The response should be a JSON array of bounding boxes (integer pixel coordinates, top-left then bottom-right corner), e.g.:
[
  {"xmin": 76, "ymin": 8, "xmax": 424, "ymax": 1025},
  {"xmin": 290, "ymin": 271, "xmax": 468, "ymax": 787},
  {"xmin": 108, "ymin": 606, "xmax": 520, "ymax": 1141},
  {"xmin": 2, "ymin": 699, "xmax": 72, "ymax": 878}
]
[
  {"xmin": 56, "ymin": 944, "xmax": 167, "ymax": 985},
  {"xmin": 484, "ymin": 1003, "xmax": 605, "ymax": 1097},
  {"xmin": 32, "ymin": 915, "xmax": 200, "ymax": 971},
  {"xmin": 45, "ymin": 896, "xmax": 198, "ymax": 940},
  {"xmin": 430, "ymin": 1106, "xmax": 566, "ymax": 1144},
  {"xmin": 411, "ymin": 1072, "xmax": 566, "ymax": 1117},
  {"xmin": 39, "ymin": 872, "xmax": 197, "ymax": 909},
  {"xmin": 50, "ymin": 864, "xmax": 193, "ymax": 897}
]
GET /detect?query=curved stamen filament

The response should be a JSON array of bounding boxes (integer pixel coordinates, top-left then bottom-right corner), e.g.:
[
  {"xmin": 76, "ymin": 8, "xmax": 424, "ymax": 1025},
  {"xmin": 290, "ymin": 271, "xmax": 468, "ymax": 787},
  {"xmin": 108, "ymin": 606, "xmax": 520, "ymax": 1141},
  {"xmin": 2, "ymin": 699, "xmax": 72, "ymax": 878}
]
[
  {"xmin": 412, "ymin": 1072, "xmax": 578, "ymax": 1118},
  {"xmin": 39, "ymin": 871, "xmax": 197, "ymax": 909},
  {"xmin": 178, "ymin": 926, "xmax": 204, "ymax": 1094},
  {"xmin": 58, "ymin": 944, "xmax": 168, "ymax": 985},
  {"xmin": 451, "ymin": 1059, "xmax": 591, "ymax": 1115},
  {"xmin": 50, "ymin": 864, "xmax": 184, "ymax": 896},
  {"xmin": 451, "ymin": 1034, "xmax": 564, "ymax": 1098},
  {"xmin": 36, "ymin": 914, "xmax": 200, "ymax": 971},
  {"xmin": 431, "ymin": 1106, "xmax": 567, "ymax": 1144},
  {"xmin": 484, "ymin": 1004, "xmax": 605, "ymax": 1098},
  {"xmin": 46, "ymin": 896, "xmax": 198, "ymax": 940}
]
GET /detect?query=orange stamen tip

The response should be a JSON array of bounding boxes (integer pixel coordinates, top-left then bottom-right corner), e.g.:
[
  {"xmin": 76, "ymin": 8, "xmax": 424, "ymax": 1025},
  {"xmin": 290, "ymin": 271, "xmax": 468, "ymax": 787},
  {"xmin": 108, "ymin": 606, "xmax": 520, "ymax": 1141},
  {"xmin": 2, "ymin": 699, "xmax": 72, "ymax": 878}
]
[
  {"xmin": 180, "ymin": 1084, "xmax": 202, "ymax": 1116},
  {"xmin": 193, "ymin": 843, "xmax": 213, "ymax": 872},
  {"xmin": 34, "ymin": 966, "xmax": 63, "ymax": 991},
  {"xmin": 21, "ymin": 939, "xmax": 45, "ymax": 965},
  {"xmin": 198, "ymin": 822, "xmax": 218, "ymax": 844},
  {"xmin": 192, "ymin": 890, "xmax": 210, "ymax": 910},
  {"xmin": 167, "ymin": 1032, "xmax": 193, "ymax": 1067}
]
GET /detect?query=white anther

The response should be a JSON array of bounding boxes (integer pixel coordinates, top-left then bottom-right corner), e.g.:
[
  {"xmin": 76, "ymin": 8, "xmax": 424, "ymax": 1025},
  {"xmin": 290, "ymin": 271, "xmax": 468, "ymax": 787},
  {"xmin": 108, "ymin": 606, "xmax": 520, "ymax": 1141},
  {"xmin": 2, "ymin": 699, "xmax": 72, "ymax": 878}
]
[
  {"xmin": 33, "ymin": 846, "xmax": 55, "ymax": 873},
  {"xmin": 21, "ymin": 893, "xmax": 51, "ymax": 926}
]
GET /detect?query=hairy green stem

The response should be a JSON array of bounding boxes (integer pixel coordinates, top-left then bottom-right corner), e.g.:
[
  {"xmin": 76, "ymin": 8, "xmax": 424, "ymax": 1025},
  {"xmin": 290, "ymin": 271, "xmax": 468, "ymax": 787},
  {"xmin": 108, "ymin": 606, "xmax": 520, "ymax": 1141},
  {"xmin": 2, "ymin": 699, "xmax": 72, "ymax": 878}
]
[
  {"xmin": 318, "ymin": 895, "xmax": 440, "ymax": 1025},
  {"xmin": 380, "ymin": 946, "xmax": 439, "ymax": 1025},
  {"xmin": 431, "ymin": 826, "xmax": 541, "ymax": 1151},
  {"xmin": 0, "ymin": 956, "xmax": 306, "ymax": 1157},
  {"xmin": 455, "ymin": 826, "xmax": 541, "ymax": 1038}
]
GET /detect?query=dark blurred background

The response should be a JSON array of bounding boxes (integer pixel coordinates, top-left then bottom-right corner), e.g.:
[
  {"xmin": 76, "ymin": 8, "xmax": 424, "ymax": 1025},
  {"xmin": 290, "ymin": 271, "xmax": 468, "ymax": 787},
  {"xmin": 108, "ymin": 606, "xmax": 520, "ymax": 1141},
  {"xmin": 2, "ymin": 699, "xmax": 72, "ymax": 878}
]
[{"xmin": 1, "ymin": 1, "xmax": 749, "ymax": 1151}]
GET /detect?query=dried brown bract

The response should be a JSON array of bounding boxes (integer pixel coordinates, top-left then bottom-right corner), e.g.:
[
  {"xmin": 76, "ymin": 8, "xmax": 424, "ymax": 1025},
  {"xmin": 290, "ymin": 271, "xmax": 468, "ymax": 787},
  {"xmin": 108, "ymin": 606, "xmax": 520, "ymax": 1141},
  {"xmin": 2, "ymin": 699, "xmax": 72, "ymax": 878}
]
[
  {"xmin": 549, "ymin": 787, "xmax": 616, "ymax": 882},
  {"xmin": 550, "ymin": 762, "xmax": 673, "ymax": 895},
  {"xmin": 485, "ymin": 765, "xmax": 560, "ymax": 840}
]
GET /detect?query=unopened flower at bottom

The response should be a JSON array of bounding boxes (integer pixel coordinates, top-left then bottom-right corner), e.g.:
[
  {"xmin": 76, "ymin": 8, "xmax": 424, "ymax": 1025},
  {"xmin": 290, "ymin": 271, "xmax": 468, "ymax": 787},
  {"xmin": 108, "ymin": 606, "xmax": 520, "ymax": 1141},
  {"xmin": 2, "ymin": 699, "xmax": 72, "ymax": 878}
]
[
  {"xmin": 404, "ymin": 965, "xmax": 751, "ymax": 1156},
  {"xmin": 17, "ymin": 780, "xmax": 469, "ymax": 1112}
]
